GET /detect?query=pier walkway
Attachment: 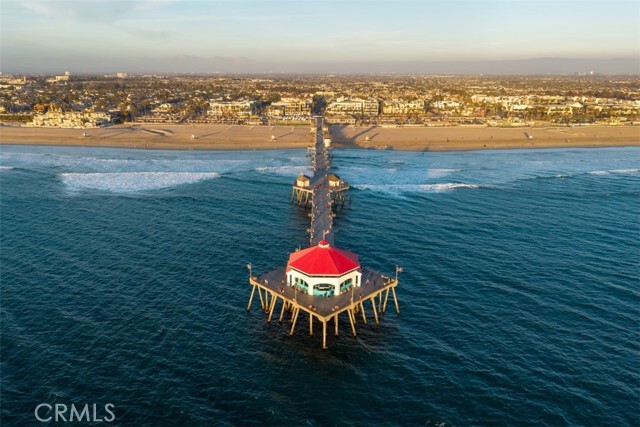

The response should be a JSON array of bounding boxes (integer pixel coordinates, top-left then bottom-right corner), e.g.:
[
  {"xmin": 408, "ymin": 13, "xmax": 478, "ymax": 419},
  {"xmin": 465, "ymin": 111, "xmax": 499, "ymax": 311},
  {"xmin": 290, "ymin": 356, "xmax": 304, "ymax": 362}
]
[{"xmin": 309, "ymin": 115, "xmax": 334, "ymax": 245}]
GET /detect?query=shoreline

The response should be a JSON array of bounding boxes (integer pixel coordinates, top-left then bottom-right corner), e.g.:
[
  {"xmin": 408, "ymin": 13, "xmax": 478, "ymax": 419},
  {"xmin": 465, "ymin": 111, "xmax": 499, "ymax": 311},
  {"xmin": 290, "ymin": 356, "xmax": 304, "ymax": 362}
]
[{"xmin": 1, "ymin": 123, "xmax": 638, "ymax": 152}]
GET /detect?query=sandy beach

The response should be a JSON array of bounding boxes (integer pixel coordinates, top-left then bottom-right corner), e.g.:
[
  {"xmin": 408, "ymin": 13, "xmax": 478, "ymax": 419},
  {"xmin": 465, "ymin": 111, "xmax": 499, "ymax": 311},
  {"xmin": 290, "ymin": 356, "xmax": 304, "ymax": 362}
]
[{"xmin": 1, "ymin": 122, "xmax": 638, "ymax": 152}]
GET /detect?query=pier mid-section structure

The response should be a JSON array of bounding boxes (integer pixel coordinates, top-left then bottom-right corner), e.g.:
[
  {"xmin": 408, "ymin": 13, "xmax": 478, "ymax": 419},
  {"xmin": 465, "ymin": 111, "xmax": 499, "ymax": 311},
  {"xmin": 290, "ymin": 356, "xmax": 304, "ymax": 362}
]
[{"xmin": 248, "ymin": 115, "xmax": 400, "ymax": 349}]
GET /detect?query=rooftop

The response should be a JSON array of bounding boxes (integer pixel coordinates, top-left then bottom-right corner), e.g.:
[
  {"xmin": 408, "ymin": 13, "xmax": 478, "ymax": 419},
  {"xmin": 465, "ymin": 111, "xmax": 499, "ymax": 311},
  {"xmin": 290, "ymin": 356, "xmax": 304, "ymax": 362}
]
[{"xmin": 287, "ymin": 240, "xmax": 360, "ymax": 276}]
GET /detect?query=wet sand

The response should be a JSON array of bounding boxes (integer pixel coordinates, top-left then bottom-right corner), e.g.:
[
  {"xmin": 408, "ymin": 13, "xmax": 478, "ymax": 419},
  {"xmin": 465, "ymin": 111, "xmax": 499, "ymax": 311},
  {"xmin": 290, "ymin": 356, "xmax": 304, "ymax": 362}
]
[{"xmin": 1, "ymin": 123, "xmax": 638, "ymax": 152}]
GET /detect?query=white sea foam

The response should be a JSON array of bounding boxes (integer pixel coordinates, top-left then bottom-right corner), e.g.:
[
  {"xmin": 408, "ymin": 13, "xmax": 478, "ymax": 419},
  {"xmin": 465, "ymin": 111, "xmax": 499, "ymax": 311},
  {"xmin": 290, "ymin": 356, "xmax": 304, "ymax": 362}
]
[
  {"xmin": 608, "ymin": 169, "xmax": 639, "ymax": 174},
  {"xmin": 354, "ymin": 184, "xmax": 422, "ymax": 193},
  {"xmin": 60, "ymin": 172, "xmax": 220, "ymax": 192},
  {"xmin": 0, "ymin": 151, "xmax": 251, "ymax": 174},
  {"xmin": 589, "ymin": 169, "xmax": 639, "ymax": 176},
  {"xmin": 0, "ymin": 166, "xmax": 14, "ymax": 170},
  {"xmin": 355, "ymin": 183, "xmax": 478, "ymax": 194},
  {"xmin": 255, "ymin": 165, "xmax": 312, "ymax": 176},
  {"xmin": 419, "ymin": 183, "xmax": 480, "ymax": 193},
  {"xmin": 426, "ymin": 168, "xmax": 461, "ymax": 178}
]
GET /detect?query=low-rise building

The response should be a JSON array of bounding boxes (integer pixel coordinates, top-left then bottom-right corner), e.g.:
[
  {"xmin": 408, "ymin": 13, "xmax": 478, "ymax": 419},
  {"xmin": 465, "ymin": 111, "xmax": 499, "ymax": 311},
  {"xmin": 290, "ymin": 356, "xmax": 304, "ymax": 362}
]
[
  {"xmin": 267, "ymin": 97, "xmax": 311, "ymax": 118},
  {"xmin": 382, "ymin": 100, "xmax": 425, "ymax": 115},
  {"xmin": 208, "ymin": 100, "xmax": 257, "ymax": 117},
  {"xmin": 29, "ymin": 108, "xmax": 111, "ymax": 128},
  {"xmin": 326, "ymin": 98, "xmax": 379, "ymax": 116}
]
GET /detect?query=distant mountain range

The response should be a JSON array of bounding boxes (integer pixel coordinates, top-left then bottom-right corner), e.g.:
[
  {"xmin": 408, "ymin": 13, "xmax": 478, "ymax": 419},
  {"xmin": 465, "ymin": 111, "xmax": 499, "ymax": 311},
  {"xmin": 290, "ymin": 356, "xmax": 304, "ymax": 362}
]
[{"xmin": 2, "ymin": 54, "xmax": 638, "ymax": 75}]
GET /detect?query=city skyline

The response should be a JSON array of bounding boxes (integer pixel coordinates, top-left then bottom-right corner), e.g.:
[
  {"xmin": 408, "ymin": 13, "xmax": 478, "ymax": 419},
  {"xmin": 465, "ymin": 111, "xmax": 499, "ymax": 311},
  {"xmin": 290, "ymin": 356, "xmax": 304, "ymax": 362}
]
[{"xmin": 1, "ymin": 0, "xmax": 639, "ymax": 74}]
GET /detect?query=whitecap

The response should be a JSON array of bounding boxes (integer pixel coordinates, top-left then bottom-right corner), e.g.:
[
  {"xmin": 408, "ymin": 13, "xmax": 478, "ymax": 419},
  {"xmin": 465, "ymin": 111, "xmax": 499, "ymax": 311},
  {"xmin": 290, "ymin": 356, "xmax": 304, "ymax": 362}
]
[
  {"xmin": 426, "ymin": 168, "xmax": 461, "ymax": 178},
  {"xmin": 609, "ymin": 169, "xmax": 639, "ymax": 174},
  {"xmin": 0, "ymin": 166, "xmax": 14, "ymax": 170},
  {"xmin": 353, "ymin": 184, "xmax": 422, "ymax": 195},
  {"xmin": 419, "ymin": 183, "xmax": 480, "ymax": 193},
  {"xmin": 255, "ymin": 166, "xmax": 312, "ymax": 176},
  {"xmin": 59, "ymin": 172, "xmax": 220, "ymax": 193},
  {"xmin": 589, "ymin": 169, "xmax": 639, "ymax": 176},
  {"xmin": 354, "ymin": 183, "xmax": 478, "ymax": 194}
]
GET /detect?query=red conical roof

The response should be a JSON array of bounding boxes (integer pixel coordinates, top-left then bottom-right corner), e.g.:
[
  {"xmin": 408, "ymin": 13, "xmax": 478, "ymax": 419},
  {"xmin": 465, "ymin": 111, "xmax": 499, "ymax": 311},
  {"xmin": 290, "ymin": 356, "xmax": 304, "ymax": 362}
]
[{"xmin": 287, "ymin": 241, "xmax": 360, "ymax": 276}]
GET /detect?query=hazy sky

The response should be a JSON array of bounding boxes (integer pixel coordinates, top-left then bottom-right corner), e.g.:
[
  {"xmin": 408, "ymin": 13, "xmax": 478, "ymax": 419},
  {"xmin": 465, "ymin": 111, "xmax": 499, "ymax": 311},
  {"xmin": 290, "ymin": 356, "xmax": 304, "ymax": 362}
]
[{"xmin": 1, "ymin": 0, "xmax": 639, "ymax": 73}]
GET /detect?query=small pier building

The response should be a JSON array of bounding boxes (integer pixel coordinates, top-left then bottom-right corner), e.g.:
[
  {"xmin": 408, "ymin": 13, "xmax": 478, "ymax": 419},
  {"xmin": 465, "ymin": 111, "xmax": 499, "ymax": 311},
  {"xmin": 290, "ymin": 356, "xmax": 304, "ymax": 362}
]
[{"xmin": 287, "ymin": 240, "xmax": 362, "ymax": 297}]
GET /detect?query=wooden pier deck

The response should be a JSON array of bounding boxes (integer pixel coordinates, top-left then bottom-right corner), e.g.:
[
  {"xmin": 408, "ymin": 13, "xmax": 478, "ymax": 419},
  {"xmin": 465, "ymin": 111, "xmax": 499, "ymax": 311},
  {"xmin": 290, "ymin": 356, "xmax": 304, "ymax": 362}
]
[
  {"xmin": 248, "ymin": 267, "xmax": 399, "ymax": 349},
  {"xmin": 310, "ymin": 116, "xmax": 334, "ymax": 245}
]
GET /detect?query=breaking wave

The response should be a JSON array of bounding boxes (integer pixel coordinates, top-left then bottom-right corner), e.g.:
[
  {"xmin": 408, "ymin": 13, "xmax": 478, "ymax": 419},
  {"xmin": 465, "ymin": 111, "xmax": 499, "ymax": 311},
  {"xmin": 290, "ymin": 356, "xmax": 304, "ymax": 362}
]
[
  {"xmin": 255, "ymin": 165, "xmax": 312, "ymax": 176},
  {"xmin": 0, "ymin": 166, "xmax": 14, "ymax": 170},
  {"xmin": 420, "ymin": 183, "xmax": 480, "ymax": 192},
  {"xmin": 59, "ymin": 172, "xmax": 220, "ymax": 193},
  {"xmin": 355, "ymin": 182, "xmax": 479, "ymax": 194},
  {"xmin": 426, "ymin": 168, "xmax": 461, "ymax": 178},
  {"xmin": 589, "ymin": 169, "xmax": 639, "ymax": 176}
]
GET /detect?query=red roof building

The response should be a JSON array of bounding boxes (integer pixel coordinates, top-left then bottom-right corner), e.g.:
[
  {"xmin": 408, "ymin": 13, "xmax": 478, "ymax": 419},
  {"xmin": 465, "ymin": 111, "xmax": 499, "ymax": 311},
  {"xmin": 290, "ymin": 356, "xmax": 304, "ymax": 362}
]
[{"xmin": 286, "ymin": 240, "xmax": 362, "ymax": 297}]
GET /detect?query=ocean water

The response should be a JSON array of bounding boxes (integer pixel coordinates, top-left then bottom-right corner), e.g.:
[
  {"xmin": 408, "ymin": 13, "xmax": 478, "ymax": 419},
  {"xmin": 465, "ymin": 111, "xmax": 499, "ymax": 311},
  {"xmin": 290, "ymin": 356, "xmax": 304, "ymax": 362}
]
[{"xmin": 1, "ymin": 145, "xmax": 638, "ymax": 426}]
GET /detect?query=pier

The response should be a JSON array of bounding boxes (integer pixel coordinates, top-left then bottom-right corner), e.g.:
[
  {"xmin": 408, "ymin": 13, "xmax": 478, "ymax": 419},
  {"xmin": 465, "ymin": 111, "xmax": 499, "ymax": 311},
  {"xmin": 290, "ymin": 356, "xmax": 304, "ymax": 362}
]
[{"xmin": 248, "ymin": 115, "xmax": 400, "ymax": 349}]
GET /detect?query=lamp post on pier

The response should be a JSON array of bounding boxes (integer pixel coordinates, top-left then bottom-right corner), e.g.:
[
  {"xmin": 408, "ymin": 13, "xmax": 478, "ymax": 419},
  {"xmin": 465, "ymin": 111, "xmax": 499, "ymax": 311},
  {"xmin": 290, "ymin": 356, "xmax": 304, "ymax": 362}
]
[{"xmin": 396, "ymin": 265, "xmax": 403, "ymax": 282}]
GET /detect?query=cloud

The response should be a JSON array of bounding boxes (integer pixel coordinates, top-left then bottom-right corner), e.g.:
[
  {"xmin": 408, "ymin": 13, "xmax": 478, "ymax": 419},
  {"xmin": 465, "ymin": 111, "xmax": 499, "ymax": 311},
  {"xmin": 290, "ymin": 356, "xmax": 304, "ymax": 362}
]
[{"xmin": 21, "ymin": 0, "xmax": 174, "ymax": 24}]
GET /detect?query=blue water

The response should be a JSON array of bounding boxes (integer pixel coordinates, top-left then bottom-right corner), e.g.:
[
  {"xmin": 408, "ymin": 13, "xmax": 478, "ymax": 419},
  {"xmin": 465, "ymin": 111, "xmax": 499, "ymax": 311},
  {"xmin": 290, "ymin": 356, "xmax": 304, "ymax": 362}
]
[{"xmin": 1, "ymin": 145, "xmax": 639, "ymax": 426}]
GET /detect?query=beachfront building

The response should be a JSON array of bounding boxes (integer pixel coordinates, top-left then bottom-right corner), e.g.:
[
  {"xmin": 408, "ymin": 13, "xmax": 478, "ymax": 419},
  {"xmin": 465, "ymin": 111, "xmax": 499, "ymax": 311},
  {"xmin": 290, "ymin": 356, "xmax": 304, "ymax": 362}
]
[
  {"xmin": 381, "ymin": 100, "xmax": 426, "ymax": 115},
  {"xmin": 208, "ymin": 100, "xmax": 257, "ymax": 117},
  {"xmin": 326, "ymin": 98, "xmax": 380, "ymax": 116},
  {"xmin": 266, "ymin": 98, "xmax": 311, "ymax": 118},
  {"xmin": 286, "ymin": 240, "xmax": 362, "ymax": 297},
  {"xmin": 29, "ymin": 110, "xmax": 112, "ymax": 128}
]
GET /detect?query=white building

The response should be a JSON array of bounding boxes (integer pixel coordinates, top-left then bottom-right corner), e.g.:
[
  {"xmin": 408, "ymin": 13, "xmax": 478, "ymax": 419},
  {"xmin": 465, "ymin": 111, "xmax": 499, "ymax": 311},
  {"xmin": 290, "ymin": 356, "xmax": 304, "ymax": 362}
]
[
  {"xmin": 296, "ymin": 174, "xmax": 311, "ymax": 188},
  {"xmin": 382, "ymin": 100, "xmax": 425, "ymax": 115},
  {"xmin": 29, "ymin": 111, "xmax": 111, "ymax": 128},
  {"xmin": 208, "ymin": 100, "xmax": 257, "ymax": 117},
  {"xmin": 326, "ymin": 99, "xmax": 379, "ymax": 116},
  {"xmin": 267, "ymin": 98, "xmax": 311, "ymax": 118},
  {"xmin": 286, "ymin": 240, "xmax": 362, "ymax": 297}
]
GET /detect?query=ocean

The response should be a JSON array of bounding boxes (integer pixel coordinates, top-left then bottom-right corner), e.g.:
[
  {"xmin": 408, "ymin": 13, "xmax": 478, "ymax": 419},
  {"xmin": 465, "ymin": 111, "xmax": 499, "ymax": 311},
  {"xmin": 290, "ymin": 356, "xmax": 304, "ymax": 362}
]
[{"xmin": 1, "ymin": 145, "xmax": 638, "ymax": 426}]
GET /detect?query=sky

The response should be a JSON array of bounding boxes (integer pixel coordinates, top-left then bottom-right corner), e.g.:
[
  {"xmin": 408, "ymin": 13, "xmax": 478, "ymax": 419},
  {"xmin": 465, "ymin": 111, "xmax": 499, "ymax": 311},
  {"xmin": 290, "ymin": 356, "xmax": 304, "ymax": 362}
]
[{"xmin": 1, "ymin": 0, "xmax": 639, "ymax": 74}]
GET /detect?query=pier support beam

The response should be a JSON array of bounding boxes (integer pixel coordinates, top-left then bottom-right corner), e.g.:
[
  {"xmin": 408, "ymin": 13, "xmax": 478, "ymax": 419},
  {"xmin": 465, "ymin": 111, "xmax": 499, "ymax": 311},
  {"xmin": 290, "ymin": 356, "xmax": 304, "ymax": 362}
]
[
  {"xmin": 322, "ymin": 321, "xmax": 327, "ymax": 350},
  {"xmin": 309, "ymin": 313, "xmax": 313, "ymax": 336},
  {"xmin": 392, "ymin": 287, "xmax": 400, "ymax": 314},
  {"xmin": 334, "ymin": 314, "xmax": 339, "ymax": 336},
  {"xmin": 360, "ymin": 302, "xmax": 367, "ymax": 324},
  {"xmin": 347, "ymin": 308, "xmax": 357, "ymax": 336},
  {"xmin": 370, "ymin": 297, "xmax": 379, "ymax": 325},
  {"xmin": 290, "ymin": 307, "xmax": 300, "ymax": 335},
  {"xmin": 383, "ymin": 289, "xmax": 390, "ymax": 313},
  {"xmin": 267, "ymin": 295, "xmax": 277, "ymax": 323},
  {"xmin": 247, "ymin": 284, "xmax": 257, "ymax": 311}
]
